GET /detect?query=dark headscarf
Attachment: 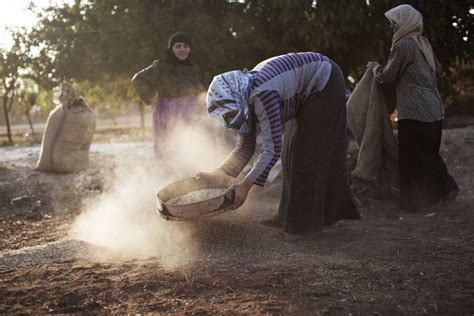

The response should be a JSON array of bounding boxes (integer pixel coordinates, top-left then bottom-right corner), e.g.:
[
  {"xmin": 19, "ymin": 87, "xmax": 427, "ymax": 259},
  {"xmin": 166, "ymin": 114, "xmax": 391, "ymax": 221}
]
[{"xmin": 162, "ymin": 32, "xmax": 193, "ymax": 65}]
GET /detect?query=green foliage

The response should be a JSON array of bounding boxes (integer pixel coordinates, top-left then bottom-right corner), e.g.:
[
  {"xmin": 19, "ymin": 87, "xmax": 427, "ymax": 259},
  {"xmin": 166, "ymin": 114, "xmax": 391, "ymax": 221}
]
[
  {"xmin": 0, "ymin": 32, "xmax": 32, "ymax": 143},
  {"xmin": 76, "ymin": 76, "xmax": 138, "ymax": 116},
  {"xmin": 17, "ymin": 79, "xmax": 39, "ymax": 109},
  {"xmin": 0, "ymin": 33, "xmax": 27, "ymax": 92},
  {"xmin": 21, "ymin": 0, "xmax": 474, "ymax": 112},
  {"xmin": 36, "ymin": 89, "xmax": 55, "ymax": 111}
]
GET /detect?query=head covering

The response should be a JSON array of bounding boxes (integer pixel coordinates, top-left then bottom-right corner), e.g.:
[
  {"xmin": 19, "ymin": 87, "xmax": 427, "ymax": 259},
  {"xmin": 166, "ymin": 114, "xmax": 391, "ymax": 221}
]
[
  {"xmin": 58, "ymin": 82, "xmax": 77, "ymax": 107},
  {"xmin": 385, "ymin": 4, "xmax": 436, "ymax": 71},
  {"xmin": 162, "ymin": 32, "xmax": 193, "ymax": 65},
  {"xmin": 167, "ymin": 32, "xmax": 192, "ymax": 49},
  {"xmin": 206, "ymin": 70, "xmax": 255, "ymax": 134}
]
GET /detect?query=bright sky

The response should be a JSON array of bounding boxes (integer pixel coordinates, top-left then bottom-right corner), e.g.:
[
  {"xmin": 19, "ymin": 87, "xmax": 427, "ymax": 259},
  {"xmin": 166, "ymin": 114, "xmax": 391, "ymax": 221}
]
[{"xmin": 0, "ymin": 0, "xmax": 72, "ymax": 49}]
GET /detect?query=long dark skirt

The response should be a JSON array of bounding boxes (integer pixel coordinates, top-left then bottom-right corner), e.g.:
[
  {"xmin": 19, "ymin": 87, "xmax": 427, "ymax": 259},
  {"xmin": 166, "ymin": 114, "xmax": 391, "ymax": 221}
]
[
  {"xmin": 152, "ymin": 95, "xmax": 199, "ymax": 158},
  {"xmin": 280, "ymin": 62, "xmax": 361, "ymax": 235},
  {"xmin": 397, "ymin": 119, "xmax": 458, "ymax": 211}
]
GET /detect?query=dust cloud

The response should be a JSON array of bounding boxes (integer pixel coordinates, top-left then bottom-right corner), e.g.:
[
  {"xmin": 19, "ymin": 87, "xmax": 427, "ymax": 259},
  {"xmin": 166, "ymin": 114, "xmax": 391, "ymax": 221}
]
[{"xmin": 70, "ymin": 100, "xmax": 234, "ymax": 270}]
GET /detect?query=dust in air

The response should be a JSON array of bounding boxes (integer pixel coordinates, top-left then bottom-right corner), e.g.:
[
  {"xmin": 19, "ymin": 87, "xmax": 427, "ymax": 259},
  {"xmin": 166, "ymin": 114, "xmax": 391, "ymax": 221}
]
[{"xmin": 69, "ymin": 93, "xmax": 233, "ymax": 270}]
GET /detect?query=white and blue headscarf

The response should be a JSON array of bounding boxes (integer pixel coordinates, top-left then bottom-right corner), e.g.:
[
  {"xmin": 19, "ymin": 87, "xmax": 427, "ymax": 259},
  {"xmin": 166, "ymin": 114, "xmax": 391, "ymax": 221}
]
[{"xmin": 206, "ymin": 70, "xmax": 255, "ymax": 134}]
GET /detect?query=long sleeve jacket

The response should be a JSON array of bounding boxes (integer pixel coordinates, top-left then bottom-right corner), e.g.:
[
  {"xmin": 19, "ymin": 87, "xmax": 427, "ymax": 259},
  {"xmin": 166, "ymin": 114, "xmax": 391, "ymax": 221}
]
[
  {"xmin": 131, "ymin": 60, "xmax": 204, "ymax": 105},
  {"xmin": 375, "ymin": 37, "xmax": 444, "ymax": 122}
]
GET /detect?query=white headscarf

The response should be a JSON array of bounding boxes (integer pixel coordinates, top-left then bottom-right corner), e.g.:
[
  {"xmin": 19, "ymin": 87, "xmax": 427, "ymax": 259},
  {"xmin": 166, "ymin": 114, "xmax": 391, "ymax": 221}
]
[
  {"xmin": 385, "ymin": 4, "xmax": 436, "ymax": 71},
  {"xmin": 206, "ymin": 70, "xmax": 253, "ymax": 117}
]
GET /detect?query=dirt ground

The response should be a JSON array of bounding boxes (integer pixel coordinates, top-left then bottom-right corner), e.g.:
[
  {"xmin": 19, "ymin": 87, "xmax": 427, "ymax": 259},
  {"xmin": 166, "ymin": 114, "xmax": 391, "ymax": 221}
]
[{"xmin": 0, "ymin": 126, "xmax": 473, "ymax": 315}]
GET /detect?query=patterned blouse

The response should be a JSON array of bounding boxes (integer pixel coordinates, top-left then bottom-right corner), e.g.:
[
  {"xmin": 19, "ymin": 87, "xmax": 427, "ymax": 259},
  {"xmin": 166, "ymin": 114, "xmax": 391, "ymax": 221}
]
[{"xmin": 374, "ymin": 37, "xmax": 444, "ymax": 122}]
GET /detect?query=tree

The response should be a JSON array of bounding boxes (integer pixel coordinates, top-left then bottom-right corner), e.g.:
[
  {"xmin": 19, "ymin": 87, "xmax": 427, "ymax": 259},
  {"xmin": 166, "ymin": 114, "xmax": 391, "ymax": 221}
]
[
  {"xmin": 17, "ymin": 80, "xmax": 40, "ymax": 137},
  {"xmin": 0, "ymin": 33, "xmax": 29, "ymax": 144},
  {"xmin": 24, "ymin": 0, "xmax": 473, "ymax": 112}
]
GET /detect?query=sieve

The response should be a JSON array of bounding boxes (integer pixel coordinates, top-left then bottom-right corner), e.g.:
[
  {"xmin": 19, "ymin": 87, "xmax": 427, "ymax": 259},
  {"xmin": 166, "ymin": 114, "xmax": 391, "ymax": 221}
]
[{"xmin": 156, "ymin": 174, "xmax": 235, "ymax": 220}]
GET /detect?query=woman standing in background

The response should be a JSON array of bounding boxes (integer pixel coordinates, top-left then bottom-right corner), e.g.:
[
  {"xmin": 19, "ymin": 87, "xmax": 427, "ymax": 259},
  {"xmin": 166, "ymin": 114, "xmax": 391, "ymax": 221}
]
[
  {"xmin": 368, "ymin": 4, "xmax": 458, "ymax": 212},
  {"xmin": 131, "ymin": 32, "xmax": 204, "ymax": 158}
]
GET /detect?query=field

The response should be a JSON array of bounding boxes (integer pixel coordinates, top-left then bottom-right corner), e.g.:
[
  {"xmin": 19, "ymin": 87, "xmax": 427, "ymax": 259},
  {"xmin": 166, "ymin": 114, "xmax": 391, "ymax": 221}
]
[{"xmin": 0, "ymin": 125, "xmax": 473, "ymax": 314}]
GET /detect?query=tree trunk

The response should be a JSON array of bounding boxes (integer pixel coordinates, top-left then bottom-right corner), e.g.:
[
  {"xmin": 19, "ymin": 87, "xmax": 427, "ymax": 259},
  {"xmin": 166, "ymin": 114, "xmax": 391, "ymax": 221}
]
[
  {"xmin": 25, "ymin": 108, "xmax": 35, "ymax": 136},
  {"xmin": 139, "ymin": 102, "xmax": 145, "ymax": 129},
  {"xmin": 2, "ymin": 94, "xmax": 13, "ymax": 144},
  {"xmin": 138, "ymin": 101, "xmax": 145, "ymax": 139}
]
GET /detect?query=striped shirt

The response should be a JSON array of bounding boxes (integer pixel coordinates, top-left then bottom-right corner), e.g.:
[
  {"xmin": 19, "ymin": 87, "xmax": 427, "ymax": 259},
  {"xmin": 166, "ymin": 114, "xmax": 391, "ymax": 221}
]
[{"xmin": 219, "ymin": 52, "xmax": 332, "ymax": 186}]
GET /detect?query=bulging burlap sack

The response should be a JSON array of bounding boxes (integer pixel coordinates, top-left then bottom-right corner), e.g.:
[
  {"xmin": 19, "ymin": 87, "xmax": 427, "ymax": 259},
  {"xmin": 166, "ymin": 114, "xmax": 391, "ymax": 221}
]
[
  {"xmin": 346, "ymin": 69, "xmax": 398, "ymax": 189},
  {"xmin": 36, "ymin": 98, "xmax": 96, "ymax": 173}
]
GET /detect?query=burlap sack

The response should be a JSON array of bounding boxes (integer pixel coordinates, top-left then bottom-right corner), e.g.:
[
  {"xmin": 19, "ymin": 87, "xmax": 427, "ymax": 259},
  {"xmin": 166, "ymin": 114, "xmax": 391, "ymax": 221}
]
[
  {"xmin": 36, "ymin": 98, "xmax": 96, "ymax": 173},
  {"xmin": 346, "ymin": 69, "xmax": 398, "ymax": 189}
]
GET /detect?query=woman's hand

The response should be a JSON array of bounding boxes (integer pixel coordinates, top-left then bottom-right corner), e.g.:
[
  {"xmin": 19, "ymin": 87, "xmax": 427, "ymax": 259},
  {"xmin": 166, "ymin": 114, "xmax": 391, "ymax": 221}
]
[
  {"xmin": 144, "ymin": 94, "xmax": 159, "ymax": 106},
  {"xmin": 227, "ymin": 178, "xmax": 254, "ymax": 210},
  {"xmin": 367, "ymin": 61, "xmax": 381, "ymax": 76},
  {"xmin": 366, "ymin": 61, "xmax": 380, "ymax": 70}
]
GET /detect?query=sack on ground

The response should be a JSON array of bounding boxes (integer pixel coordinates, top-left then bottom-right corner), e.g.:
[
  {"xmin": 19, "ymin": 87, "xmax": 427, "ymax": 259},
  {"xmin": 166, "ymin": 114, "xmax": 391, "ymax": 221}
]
[{"xmin": 36, "ymin": 98, "xmax": 96, "ymax": 173}]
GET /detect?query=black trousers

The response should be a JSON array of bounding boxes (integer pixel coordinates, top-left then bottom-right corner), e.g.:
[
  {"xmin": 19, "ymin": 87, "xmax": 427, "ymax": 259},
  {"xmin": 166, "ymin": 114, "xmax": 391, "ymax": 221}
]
[
  {"xmin": 398, "ymin": 119, "xmax": 458, "ymax": 211},
  {"xmin": 280, "ymin": 62, "xmax": 360, "ymax": 235}
]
